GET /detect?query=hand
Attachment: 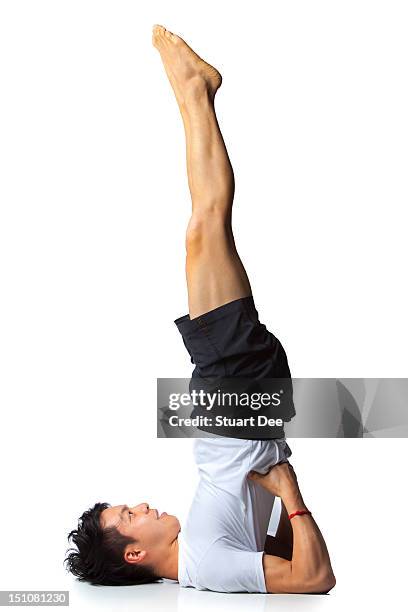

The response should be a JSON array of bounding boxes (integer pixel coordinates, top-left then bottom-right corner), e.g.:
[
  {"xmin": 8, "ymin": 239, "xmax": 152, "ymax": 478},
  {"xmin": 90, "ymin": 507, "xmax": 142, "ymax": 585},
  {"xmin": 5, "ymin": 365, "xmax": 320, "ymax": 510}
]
[{"xmin": 248, "ymin": 460, "xmax": 299, "ymax": 498}]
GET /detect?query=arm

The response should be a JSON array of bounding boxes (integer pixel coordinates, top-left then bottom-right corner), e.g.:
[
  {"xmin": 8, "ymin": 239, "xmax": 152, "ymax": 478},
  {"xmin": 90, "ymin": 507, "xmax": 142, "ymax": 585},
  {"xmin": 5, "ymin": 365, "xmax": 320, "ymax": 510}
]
[
  {"xmin": 249, "ymin": 462, "xmax": 336, "ymax": 594},
  {"xmin": 264, "ymin": 499, "xmax": 293, "ymax": 560}
]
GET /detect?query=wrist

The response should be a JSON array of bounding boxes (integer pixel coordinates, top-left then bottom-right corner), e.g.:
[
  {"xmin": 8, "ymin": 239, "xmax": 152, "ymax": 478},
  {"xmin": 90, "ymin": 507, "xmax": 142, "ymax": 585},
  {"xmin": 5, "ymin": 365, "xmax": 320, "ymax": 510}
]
[{"xmin": 281, "ymin": 484, "xmax": 307, "ymax": 516}]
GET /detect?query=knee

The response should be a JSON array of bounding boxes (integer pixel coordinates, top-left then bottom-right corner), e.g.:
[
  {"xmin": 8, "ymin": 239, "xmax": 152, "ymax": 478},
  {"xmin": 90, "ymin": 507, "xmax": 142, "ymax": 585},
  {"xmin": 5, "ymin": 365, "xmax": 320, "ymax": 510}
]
[
  {"xmin": 185, "ymin": 212, "xmax": 229, "ymax": 255},
  {"xmin": 185, "ymin": 216, "xmax": 203, "ymax": 252}
]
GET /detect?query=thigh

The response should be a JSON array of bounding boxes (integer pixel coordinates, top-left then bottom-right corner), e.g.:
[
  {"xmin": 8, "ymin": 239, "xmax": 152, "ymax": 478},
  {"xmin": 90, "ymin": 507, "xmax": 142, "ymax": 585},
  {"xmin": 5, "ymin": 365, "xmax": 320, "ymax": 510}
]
[{"xmin": 186, "ymin": 216, "xmax": 251, "ymax": 319}]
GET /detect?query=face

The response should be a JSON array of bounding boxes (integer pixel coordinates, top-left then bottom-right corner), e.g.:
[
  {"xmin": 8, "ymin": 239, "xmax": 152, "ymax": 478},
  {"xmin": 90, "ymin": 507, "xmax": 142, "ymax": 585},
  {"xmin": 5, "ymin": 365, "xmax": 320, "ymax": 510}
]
[{"xmin": 100, "ymin": 502, "xmax": 180, "ymax": 566}]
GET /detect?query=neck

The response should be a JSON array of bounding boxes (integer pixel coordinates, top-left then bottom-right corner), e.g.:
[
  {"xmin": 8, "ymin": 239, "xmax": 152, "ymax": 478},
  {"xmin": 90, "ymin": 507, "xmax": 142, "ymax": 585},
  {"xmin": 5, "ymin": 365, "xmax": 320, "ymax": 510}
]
[{"xmin": 155, "ymin": 537, "xmax": 179, "ymax": 580}]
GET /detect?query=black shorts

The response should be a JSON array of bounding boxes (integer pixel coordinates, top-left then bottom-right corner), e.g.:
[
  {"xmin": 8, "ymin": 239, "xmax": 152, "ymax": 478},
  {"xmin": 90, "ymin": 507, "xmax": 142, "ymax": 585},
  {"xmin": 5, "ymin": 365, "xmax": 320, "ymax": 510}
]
[{"xmin": 174, "ymin": 295, "xmax": 295, "ymax": 438}]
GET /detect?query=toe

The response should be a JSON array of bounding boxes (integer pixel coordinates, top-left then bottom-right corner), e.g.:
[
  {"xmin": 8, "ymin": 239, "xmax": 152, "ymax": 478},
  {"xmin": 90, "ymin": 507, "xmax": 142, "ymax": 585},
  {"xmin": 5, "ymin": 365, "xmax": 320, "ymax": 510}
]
[
  {"xmin": 152, "ymin": 25, "xmax": 167, "ymax": 48},
  {"xmin": 153, "ymin": 24, "xmax": 165, "ymax": 37},
  {"xmin": 152, "ymin": 24, "xmax": 179, "ymax": 46}
]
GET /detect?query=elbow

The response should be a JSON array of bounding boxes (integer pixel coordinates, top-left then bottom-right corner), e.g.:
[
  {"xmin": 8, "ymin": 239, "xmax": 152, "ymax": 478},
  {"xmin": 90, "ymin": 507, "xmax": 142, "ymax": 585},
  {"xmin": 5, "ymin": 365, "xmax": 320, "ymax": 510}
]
[
  {"xmin": 325, "ymin": 572, "xmax": 337, "ymax": 592},
  {"xmin": 306, "ymin": 570, "xmax": 336, "ymax": 594},
  {"xmin": 266, "ymin": 571, "xmax": 337, "ymax": 595}
]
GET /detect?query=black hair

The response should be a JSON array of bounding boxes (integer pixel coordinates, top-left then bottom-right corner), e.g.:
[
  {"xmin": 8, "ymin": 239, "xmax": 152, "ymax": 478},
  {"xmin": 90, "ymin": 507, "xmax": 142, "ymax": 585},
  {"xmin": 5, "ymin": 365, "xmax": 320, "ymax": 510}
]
[{"xmin": 65, "ymin": 502, "xmax": 161, "ymax": 586}]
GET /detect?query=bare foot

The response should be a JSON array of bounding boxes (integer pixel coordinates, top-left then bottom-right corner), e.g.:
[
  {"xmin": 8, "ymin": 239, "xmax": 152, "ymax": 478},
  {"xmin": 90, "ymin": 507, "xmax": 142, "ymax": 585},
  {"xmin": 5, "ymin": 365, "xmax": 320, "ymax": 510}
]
[{"xmin": 152, "ymin": 24, "xmax": 222, "ymax": 106}]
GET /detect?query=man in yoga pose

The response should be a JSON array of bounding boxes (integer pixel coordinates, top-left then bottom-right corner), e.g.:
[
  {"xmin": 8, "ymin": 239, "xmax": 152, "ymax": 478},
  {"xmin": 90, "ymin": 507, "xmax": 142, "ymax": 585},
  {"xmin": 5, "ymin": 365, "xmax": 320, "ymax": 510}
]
[{"xmin": 65, "ymin": 25, "xmax": 336, "ymax": 594}]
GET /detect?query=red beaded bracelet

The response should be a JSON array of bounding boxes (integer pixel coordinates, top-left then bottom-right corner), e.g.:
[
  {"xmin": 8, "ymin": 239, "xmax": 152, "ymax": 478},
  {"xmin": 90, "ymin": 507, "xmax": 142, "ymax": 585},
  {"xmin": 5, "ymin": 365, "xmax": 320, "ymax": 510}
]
[{"xmin": 288, "ymin": 510, "xmax": 312, "ymax": 520}]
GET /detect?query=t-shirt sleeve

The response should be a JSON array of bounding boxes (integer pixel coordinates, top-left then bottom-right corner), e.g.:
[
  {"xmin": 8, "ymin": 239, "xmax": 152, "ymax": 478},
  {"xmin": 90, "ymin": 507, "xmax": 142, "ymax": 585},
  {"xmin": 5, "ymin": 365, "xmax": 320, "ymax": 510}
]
[{"xmin": 197, "ymin": 542, "xmax": 267, "ymax": 593}]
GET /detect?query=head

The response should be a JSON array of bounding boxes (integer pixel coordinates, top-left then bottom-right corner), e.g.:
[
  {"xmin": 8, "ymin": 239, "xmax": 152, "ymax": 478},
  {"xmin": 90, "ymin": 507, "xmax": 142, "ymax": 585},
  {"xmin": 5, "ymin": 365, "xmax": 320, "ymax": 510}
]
[{"xmin": 65, "ymin": 502, "xmax": 180, "ymax": 586}]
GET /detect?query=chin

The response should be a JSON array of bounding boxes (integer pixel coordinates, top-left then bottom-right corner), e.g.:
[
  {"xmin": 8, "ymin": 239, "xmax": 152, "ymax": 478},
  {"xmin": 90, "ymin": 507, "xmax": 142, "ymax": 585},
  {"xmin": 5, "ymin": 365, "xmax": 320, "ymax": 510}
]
[{"xmin": 169, "ymin": 515, "xmax": 181, "ymax": 532}]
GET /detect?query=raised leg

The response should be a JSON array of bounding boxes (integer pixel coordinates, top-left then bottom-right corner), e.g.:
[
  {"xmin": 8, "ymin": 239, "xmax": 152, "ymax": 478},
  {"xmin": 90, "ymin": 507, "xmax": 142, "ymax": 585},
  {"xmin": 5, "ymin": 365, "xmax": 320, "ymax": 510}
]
[{"xmin": 152, "ymin": 25, "xmax": 251, "ymax": 319}]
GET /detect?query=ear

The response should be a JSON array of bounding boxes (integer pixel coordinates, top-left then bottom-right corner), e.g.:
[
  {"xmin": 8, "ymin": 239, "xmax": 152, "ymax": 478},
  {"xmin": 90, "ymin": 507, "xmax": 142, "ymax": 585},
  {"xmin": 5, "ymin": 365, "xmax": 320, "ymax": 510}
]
[{"xmin": 124, "ymin": 547, "xmax": 147, "ymax": 565}]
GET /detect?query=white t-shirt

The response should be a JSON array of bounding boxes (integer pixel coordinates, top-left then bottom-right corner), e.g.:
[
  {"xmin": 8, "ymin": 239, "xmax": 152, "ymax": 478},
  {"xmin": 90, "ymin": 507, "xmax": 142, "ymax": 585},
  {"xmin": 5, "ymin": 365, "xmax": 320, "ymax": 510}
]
[{"xmin": 178, "ymin": 436, "xmax": 292, "ymax": 593}]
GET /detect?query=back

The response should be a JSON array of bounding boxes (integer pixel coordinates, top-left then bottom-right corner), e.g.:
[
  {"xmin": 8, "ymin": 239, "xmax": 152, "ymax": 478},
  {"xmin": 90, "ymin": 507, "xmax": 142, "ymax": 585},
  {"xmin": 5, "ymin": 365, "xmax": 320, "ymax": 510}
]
[{"xmin": 178, "ymin": 436, "xmax": 292, "ymax": 592}]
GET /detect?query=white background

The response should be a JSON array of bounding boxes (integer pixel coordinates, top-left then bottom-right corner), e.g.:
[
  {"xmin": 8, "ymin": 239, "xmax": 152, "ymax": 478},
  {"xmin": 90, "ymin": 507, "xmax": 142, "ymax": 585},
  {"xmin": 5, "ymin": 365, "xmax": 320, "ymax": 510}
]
[{"xmin": 0, "ymin": 1, "xmax": 407, "ymax": 610}]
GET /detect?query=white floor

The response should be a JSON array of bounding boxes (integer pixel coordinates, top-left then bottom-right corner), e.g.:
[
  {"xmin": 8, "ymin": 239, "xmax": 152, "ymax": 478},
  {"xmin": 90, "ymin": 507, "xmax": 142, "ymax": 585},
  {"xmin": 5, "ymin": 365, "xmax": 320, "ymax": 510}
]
[
  {"xmin": 70, "ymin": 579, "xmax": 326, "ymax": 612},
  {"xmin": 69, "ymin": 580, "xmax": 401, "ymax": 612}
]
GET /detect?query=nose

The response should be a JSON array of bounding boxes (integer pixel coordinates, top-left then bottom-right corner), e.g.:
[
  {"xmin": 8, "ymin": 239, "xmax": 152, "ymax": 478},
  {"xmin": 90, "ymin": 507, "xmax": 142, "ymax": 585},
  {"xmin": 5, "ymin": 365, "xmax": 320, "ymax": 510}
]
[{"xmin": 131, "ymin": 502, "xmax": 150, "ymax": 513}]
